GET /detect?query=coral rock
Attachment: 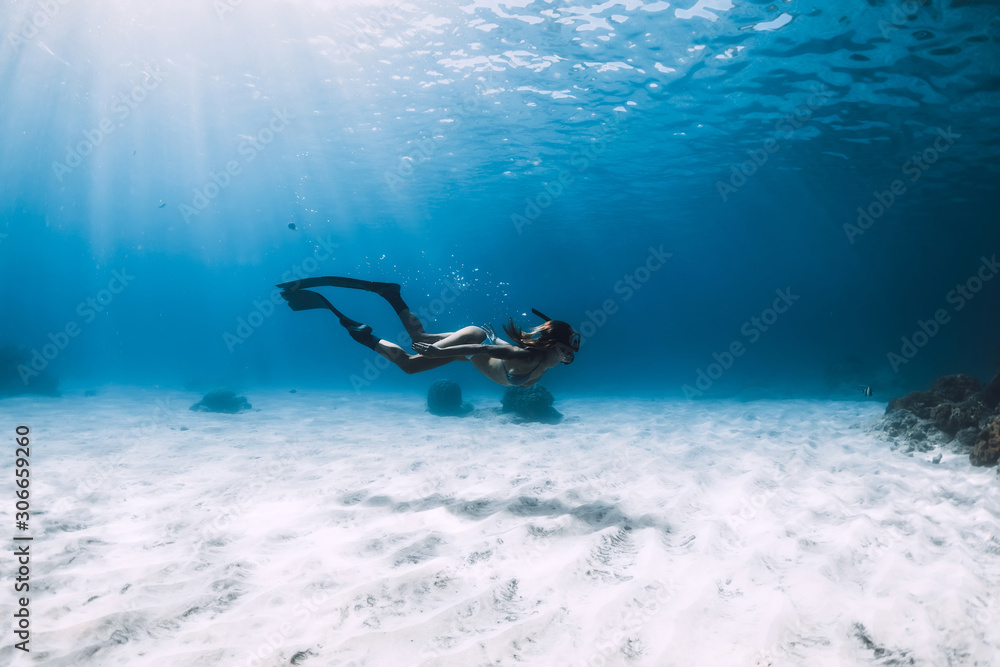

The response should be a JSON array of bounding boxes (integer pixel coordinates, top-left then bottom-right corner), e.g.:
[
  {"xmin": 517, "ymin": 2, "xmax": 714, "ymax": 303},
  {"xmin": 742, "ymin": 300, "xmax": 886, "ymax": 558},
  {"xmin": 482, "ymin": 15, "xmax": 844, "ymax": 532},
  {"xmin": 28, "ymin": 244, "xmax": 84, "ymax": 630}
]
[
  {"xmin": 886, "ymin": 390, "xmax": 941, "ymax": 419},
  {"xmin": 981, "ymin": 370, "xmax": 1000, "ymax": 410},
  {"xmin": 929, "ymin": 397, "xmax": 986, "ymax": 436},
  {"xmin": 190, "ymin": 389, "xmax": 251, "ymax": 414},
  {"xmin": 501, "ymin": 385, "xmax": 562, "ymax": 423},
  {"xmin": 930, "ymin": 374, "xmax": 983, "ymax": 403},
  {"xmin": 427, "ymin": 379, "xmax": 472, "ymax": 416},
  {"xmin": 970, "ymin": 417, "xmax": 1000, "ymax": 467}
]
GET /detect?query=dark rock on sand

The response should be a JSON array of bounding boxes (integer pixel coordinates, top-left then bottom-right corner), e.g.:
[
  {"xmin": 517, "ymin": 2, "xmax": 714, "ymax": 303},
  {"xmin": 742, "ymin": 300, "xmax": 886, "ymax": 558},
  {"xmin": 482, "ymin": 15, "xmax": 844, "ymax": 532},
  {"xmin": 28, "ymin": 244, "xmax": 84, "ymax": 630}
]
[
  {"xmin": 875, "ymin": 372, "xmax": 999, "ymax": 465},
  {"xmin": 929, "ymin": 374, "xmax": 982, "ymax": 403},
  {"xmin": 886, "ymin": 390, "xmax": 940, "ymax": 420},
  {"xmin": 190, "ymin": 389, "xmax": 251, "ymax": 414},
  {"xmin": 877, "ymin": 409, "xmax": 941, "ymax": 450},
  {"xmin": 501, "ymin": 385, "xmax": 562, "ymax": 424},
  {"xmin": 970, "ymin": 416, "xmax": 1000, "ymax": 467},
  {"xmin": 930, "ymin": 397, "xmax": 987, "ymax": 436},
  {"xmin": 427, "ymin": 379, "xmax": 472, "ymax": 416},
  {"xmin": 981, "ymin": 370, "xmax": 1000, "ymax": 410}
]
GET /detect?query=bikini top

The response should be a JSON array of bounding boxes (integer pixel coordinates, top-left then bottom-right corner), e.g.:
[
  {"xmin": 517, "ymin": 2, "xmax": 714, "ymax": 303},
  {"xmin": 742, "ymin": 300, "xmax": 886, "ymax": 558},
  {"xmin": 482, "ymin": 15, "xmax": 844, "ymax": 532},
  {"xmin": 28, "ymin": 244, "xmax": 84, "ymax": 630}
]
[
  {"xmin": 502, "ymin": 358, "xmax": 543, "ymax": 387},
  {"xmin": 482, "ymin": 323, "xmax": 542, "ymax": 386}
]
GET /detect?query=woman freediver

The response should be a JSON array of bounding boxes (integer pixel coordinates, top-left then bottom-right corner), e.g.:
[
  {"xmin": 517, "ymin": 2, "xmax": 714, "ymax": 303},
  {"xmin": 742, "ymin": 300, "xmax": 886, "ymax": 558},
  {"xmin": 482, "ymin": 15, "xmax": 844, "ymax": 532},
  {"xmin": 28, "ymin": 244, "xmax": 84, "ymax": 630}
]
[{"xmin": 277, "ymin": 277, "xmax": 580, "ymax": 388}]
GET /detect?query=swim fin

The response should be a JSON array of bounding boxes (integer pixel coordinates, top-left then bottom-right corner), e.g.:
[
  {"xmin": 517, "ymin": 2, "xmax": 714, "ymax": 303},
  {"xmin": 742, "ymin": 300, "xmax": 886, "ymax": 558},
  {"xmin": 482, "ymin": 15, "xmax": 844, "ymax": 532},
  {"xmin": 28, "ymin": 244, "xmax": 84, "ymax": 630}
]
[
  {"xmin": 279, "ymin": 289, "xmax": 380, "ymax": 349},
  {"xmin": 276, "ymin": 276, "xmax": 408, "ymax": 314}
]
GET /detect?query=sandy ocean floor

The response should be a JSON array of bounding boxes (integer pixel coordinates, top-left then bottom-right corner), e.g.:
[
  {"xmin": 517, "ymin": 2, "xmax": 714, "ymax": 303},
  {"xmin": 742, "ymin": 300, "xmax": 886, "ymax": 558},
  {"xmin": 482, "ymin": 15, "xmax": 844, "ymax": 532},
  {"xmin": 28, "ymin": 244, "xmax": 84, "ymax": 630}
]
[{"xmin": 1, "ymin": 388, "xmax": 998, "ymax": 666}]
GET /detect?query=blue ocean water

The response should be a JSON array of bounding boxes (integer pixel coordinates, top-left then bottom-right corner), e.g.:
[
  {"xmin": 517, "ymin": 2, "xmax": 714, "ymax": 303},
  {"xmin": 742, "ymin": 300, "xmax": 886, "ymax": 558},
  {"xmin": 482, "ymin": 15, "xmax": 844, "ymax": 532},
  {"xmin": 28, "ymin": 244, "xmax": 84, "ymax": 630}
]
[{"xmin": 1, "ymin": 0, "xmax": 998, "ymax": 400}]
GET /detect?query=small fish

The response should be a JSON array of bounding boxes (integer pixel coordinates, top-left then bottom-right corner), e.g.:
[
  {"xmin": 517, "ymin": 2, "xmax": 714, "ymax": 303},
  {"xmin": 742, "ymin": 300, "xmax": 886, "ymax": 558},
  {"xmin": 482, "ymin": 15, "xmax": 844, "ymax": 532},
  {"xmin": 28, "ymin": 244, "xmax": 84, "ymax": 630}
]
[
  {"xmin": 288, "ymin": 223, "xmax": 297, "ymax": 231},
  {"xmin": 157, "ymin": 201, "xmax": 166, "ymax": 208},
  {"xmin": 860, "ymin": 385, "xmax": 873, "ymax": 397}
]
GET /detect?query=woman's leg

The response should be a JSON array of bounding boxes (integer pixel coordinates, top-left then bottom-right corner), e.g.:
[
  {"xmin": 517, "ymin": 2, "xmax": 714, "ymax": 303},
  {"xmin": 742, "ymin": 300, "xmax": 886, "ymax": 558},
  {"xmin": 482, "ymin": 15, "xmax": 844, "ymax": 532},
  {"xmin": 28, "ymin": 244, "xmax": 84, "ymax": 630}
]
[
  {"xmin": 281, "ymin": 283, "xmax": 486, "ymax": 375},
  {"xmin": 374, "ymin": 285, "xmax": 483, "ymax": 347},
  {"xmin": 432, "ymin": 326, "xmax": 489, "ymax": 349},
  {"xmin": 279, "ymin": 277, "xmax": 447, "ymax": 344},
  {"xmin": 368, "ymin": 326, "xmax": 487, "ymax": 374},
  {"xmin": 365, "ymin": 283, "xmax": 441, "ymax": 344}
]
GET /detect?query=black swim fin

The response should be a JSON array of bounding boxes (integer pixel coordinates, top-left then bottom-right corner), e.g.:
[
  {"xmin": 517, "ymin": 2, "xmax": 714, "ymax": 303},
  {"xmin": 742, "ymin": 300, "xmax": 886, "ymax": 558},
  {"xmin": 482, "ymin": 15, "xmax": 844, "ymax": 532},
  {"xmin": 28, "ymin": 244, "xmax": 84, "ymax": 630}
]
[
  {"xmin": 276, "ymin": 276, "xmax": 408, "ymax": 314},
  {"xmin": 279, "ymin": 289, "xmax": 380, "ymax": 349},
  {"xmin": 276, "ymin": 275, "xmax": 399, "ymax": 293}
]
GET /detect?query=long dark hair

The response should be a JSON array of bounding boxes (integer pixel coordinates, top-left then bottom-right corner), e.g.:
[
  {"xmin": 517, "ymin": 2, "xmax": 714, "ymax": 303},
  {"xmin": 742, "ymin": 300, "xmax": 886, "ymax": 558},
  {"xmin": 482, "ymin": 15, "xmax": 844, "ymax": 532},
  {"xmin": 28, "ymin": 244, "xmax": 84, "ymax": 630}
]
[{"xmin": 503, "ymin": 318, "xmax": 576, "ymax": 350}]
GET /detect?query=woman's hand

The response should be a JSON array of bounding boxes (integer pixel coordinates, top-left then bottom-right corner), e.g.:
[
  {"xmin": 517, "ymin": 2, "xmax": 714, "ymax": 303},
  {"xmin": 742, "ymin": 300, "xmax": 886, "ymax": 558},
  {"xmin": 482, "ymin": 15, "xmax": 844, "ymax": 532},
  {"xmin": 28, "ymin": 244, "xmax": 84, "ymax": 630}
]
[{"xmin": 412, "ymin": 342, "xmax": 447, "ymax": 357}]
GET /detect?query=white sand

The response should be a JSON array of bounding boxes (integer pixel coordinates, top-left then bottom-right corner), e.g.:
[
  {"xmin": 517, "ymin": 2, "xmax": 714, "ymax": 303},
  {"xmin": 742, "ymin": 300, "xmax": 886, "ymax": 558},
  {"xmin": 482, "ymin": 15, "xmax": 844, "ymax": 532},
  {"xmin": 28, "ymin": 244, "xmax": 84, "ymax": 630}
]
[{"xmin": 1, "ymin": 389, "xmax": 998, "ymax": 666}]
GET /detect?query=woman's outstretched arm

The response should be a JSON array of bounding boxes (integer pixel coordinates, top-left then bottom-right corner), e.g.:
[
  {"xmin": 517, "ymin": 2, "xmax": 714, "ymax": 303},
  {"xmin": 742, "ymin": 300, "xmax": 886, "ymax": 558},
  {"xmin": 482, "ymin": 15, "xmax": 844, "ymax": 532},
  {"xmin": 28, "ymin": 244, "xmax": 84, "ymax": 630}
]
[{"xmin": 412, "ymin": 342, "xmax": 524, "ymax": 360}]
